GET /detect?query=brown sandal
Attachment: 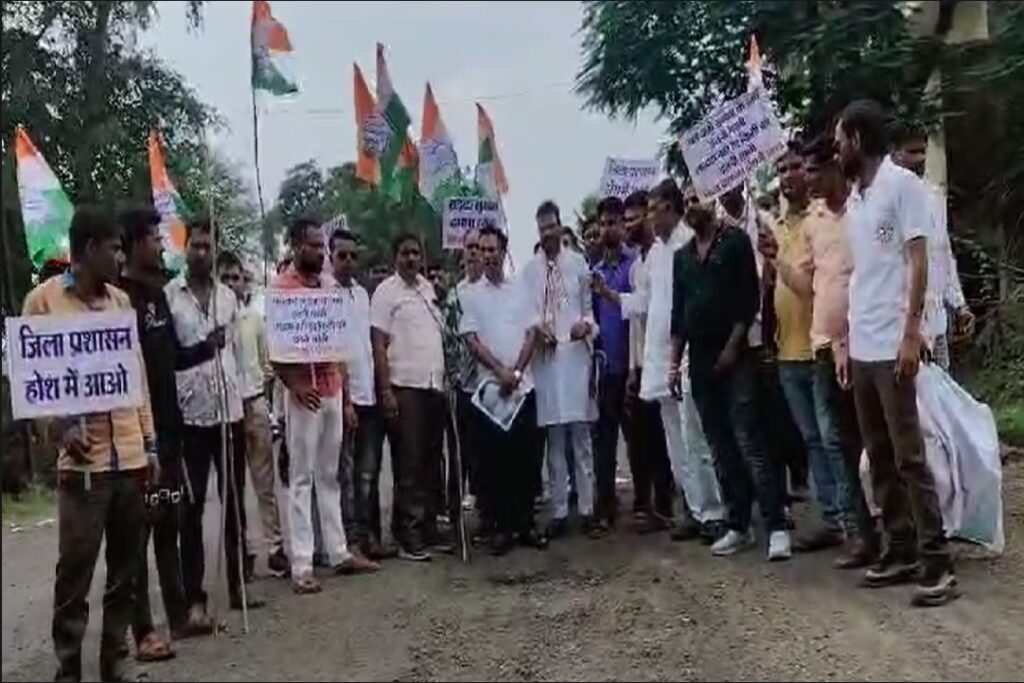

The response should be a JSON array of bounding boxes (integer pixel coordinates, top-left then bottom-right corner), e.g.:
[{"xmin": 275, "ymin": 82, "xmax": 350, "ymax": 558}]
[
  {"xmin": 292, "ymin": 572, "xmax": 322, "ymax": 594},
  {"xmin": 135, "ymin": 632, "xmax": 175, "ymax": 662},
  {"xmin": 334, "ymin": 552, "xmax": 381, "ymax": 575}
]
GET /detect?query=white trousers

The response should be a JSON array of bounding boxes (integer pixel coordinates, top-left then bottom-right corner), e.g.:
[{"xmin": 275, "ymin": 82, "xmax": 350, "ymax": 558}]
[
  {"xmin": 547, "ymin": 422, "xmax": 596, "ymax": 519},
  {"xmin": 659, "ymin": 395, "xmax": 726, "ymax": 524},
  {"xmin": 286, "ymin": 392, "xmax": 350, "ymax": 575}
]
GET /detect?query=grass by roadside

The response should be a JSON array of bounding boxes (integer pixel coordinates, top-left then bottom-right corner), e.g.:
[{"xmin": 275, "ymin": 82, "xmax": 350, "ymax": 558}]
[
  {"xmin": 1, "ymin": 485, "xmax": 56, "ymax": 527},
  {"xmin": 995, "ymin": 401, "xmax": 1024, "ymax": 449}
]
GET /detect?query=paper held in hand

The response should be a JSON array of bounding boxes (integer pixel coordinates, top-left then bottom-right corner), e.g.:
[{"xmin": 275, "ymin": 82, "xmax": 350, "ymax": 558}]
[
  {"xmin": 265, "ymin": 288, "xmax": 347, "ymax": 363},
  {"xmin": 5, "ymin": 310, "xmax": 143, "ymax": 420},
  {"xmin": 471, "ymin": 379, "xmax": 530, "ymax": 432},
  {"xmin": 442, "ymin": 196, "xmax": 506, "ymax": 250},
  {"xmin": 679, "ymin": 87, "xmax": 786, "ymax": 200},
  {"xmin": 598, "ymin": 158, "xmax": 659, "ymax": 199}
]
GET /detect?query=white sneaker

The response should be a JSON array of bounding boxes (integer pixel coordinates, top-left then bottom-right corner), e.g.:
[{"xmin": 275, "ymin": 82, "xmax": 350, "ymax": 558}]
[
  {"xmin": 711, "ymin": 529, "xmax": 754, "ymax": 557},
  {"xmin": 768, "ymin": 530, "xmax": 793, "ymax": 562}
]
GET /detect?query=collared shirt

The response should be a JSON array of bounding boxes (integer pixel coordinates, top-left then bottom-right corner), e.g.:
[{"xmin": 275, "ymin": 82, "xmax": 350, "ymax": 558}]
[
  {"xmin": 671, "ymin": 225, "xmax": 760, "ymax": 371},
  {"xmin": 773, "ymin": 209, "xmax": 815, "ymax": 361},
  {"xmin": 237, "ymin": 302, "xmax": 270, "ymax": 400},
  {"xmin": 459, "ymin": 274, "xmax": 533, "ymax": 387},
  {"xmin": 23, "ymin": 274, "xmax": 155, "ymax": 473},
  {"xmin": 846, "ymin": 156, "xmax": 930, "ymax": 362},
  {"xmin": 338, "ymin": 280, "xmax": 375, "ymax": 406},
  {"xmin": 793, "ymin": 200, "xmax": 853, "ymax": 350},
  {"xmin": 165, "ymin": 275, "xmax": 244, "ymax": 426},
  {"xmin": 369, "ymin": 273, "xmax": 445, "ymax": 391},
  {"xmin": 592, "ymin": 249, "xmax": 635, "ymax": 377},
  {"xmin": 271, "ymin": 267, "xmax": 343, "ymax": 398}
]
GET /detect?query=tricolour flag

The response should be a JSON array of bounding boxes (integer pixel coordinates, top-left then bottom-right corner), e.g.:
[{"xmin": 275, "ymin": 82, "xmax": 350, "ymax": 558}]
[
  {"xmin": 251, "ymin": 0, "xmax": 297, "ymax": 96},
  {"xmin": 418, "ymin": 83, "xmax": 461, "ymax": 209},
  {"xmin": 148, "ymin": 131, "xmax": 189, "ymax": 270},
  {"xmin": 354, "ymin": 63, "xmax": 381, "ymax": 186},
  {"xmin": 14, "ymin": 126, "xmax": 72, "ymax": 268},
  {"xmin": 746, "ymin": 35, "xmax": 763, "ymax": 90},
  {"xmin": 475, "ymin": 103, "xmax": 508, "ymax": 199},
  {"xmin": 390, "ymin": 138, "xmax": 420, "ymax": 202},
  {"xmin": 375, "ymin": 43, "xmax": 412, "ymax": 192}
]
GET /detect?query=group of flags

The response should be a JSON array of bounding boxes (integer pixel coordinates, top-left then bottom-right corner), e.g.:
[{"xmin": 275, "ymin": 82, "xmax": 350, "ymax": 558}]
[{"xmin": 13, "ymin": 0, "xmax": 508, "ymax": 272}]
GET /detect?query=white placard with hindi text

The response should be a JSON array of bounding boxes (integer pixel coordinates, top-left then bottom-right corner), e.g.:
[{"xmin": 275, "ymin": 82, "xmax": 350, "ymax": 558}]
[
  {"xmin": 265, "ymin": 288, "xmax": 347, "ymax": 363},
  {"xmin": 5, "ymin": 311, "xmax": 144, "ymax": 420},
  {"xmin": 680, "ymin": 87, "xmax": 786, "ymax": 200},
  {"xmin": 442, "ymin": 197, "xmax": 506, "ymax": 250},
  {"xmin": 599, "ymin": 158, "xmax": 659, "ymax": 198}
]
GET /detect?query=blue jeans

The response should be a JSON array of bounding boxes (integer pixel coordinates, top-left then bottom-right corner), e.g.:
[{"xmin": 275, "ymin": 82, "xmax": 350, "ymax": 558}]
[
  {"xmin": 691, "ymin": 350, "xmax": 786, "ymax": 533},
  {"xmin": 779, "ymin": 360, "xmax": 852, "ymax": 532}
]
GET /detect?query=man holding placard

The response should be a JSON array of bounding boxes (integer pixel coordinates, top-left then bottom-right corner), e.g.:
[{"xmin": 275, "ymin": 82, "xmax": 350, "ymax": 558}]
[
  {"xmin": 272, "ymin": 218, "xmax": 380, "ymax": 594},
  {"xmin": 21, "ymin": 206, "xmax": 156, "ymax": 682}
]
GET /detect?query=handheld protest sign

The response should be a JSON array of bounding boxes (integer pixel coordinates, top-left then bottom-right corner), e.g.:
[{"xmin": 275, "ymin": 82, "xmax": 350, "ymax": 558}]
[
  {"xmin": 265, "ymin": 288, "xmax": 347, "ymax": 363},
  {"xmin": 442, "ymin": 196, "xmax": 505, "ymax": 250},
  {"xmin": 6, "ymin": 310, "xmax": 144, "ymax": 419},
  {"xmin": 598, "ymin": 157, "xmax": 659, "ymax": 199}
]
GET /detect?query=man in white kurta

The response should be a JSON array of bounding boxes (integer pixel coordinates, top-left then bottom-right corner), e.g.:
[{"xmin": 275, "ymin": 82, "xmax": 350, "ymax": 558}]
[
  {"xmin": 627, "ymin": 181, "xmax": 726, "ymax": 535},
  {"xmin": 523, "ymin": 201, "xmax": 600, "ymax": 537}
]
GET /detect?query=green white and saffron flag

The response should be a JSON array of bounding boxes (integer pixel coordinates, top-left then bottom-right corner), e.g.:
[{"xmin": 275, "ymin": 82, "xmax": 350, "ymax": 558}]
[
  {"xmin": 251, "ymin": 0, "xmax": 297, "ymax": 95},
  {"xmin": 375, "ymin": 42, "xmax": 413, "ymax": 193},
  {"xmin": 14, "ymin": 126, "xmax": 72, "ymax": 268},
  {"xmin": 419, "ymin": 83, "xmax": 462, "ymax": 209}
]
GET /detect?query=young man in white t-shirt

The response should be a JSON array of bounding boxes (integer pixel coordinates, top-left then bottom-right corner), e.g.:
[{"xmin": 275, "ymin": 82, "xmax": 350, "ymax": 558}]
[{"xmin": 835, "ymin": 100, "xmax": 955, "ymax": 606}]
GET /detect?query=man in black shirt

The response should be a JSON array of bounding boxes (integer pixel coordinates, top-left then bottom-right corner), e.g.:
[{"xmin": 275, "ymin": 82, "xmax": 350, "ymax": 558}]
[
  {"xmin": 669, "ymin": 185, "xmax": 792, "ymax": 562},
  {"xmin": 119, "ymin": 208, "xmax": 218, "ymax": 655}
]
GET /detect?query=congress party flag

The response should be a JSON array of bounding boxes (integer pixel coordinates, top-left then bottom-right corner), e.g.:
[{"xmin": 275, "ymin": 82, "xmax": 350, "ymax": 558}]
[
  {"xmin": 375, "ymin": 43, "xmax": 413, "ymax": 193},
  {"xmin": 418, "ymin": 83, "xmax": 461, "ymax": 209},
  {"xmin": 251, "ymin": 0, "xmax": 297, "ymax": 96},
  {"xmin": 475, "ymin": 103, "xmax": 508, "ymax": 200},
  {"xmin": 14, "ymin": 126, "xmax": 73, "ymax": 268},
  {"xmin": 148, "ymin": 131, "xmax": 189, "ymax": 270},
  {"xmin": 353, "ymin": 63, "xmax": 381, "ymax": 186}
]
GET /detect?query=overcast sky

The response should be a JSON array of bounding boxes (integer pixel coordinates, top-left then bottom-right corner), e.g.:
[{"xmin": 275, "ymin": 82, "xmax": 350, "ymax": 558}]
[{"xmin": 146, "ymin": 0, "xmax": 665, "ymax": 264}]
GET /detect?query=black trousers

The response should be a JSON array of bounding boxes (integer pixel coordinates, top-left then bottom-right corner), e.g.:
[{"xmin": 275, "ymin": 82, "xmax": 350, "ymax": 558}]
[
  {"xmin": 132, "ymin": 454, "xmax": 188, "ymax": 641},
  {"xmin": 628, "ymin": 391, "xmax": 675, "ymax": 518},
  {"xmin": 348, "ymin": 404, "xmax": 387, "ymax": 546},
  {"xmin": 752, "ymin": 348, "xmax": 808, "ymax": 497},
  {"xmin": 53, "ymin": 470, "xmax": 145, "ymax": 683},
  {"xmin": 594, "ymin": 372, "xmax": 628, "ymax": 523},
  {"xmin": 477, "ymin": 395, "xmax": 539, "ymax": 534},
  {"xmin": 180, "ymin": 422, "xmax": 247, "ymax": 607}
]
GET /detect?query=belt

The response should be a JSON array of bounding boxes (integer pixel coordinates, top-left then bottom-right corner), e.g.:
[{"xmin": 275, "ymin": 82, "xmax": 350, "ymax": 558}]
[{"xmin": 58, "ymin": 468, "xmax": 147, "ymax": 489}]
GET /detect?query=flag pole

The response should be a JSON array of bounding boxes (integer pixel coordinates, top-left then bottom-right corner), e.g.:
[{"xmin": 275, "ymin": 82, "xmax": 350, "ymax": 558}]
[{"xmin": 251, "ymin": 86, "xmax": 269, "ymax": 286}]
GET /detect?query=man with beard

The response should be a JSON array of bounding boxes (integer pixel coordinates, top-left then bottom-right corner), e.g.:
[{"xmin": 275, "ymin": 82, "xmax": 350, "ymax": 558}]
[
  {"xmin": 460, "ymin": 224, "xmax": 547, "ymax": 555},
  {"xmin": 28, "ymin": 207, "xmax": 157, "ymax": 682},
  {"xmin": 166, "ymin": 218, "xmax": 262, "ymax": 614},
  {"xmin": 523, "ymin": 200, "xmax": 601, "ymax": 539},
  {"xmin": 589, "ymin": 196, "xmax": 635, "ymax": 530},
  {"xmin": 371, "ymin": 232, "xmax": 448, "ymax": 561},
  {"xmin": 120, "ymin": 208, "xmax": 216, "ymax": 661},
  {"xmin": 834, "ymin": 100, "xmax": 955, "ymax": 605},
  {"xmin": 891, "ymin": 126, "xmax": 974, "ymax": 370},
  {"xmin": 273, "ymin": 218, "xmax": 379, "ymax": 594},
  {"xmin": 670, "ymin": 186, "xmax": 792, "ymax": 562}
]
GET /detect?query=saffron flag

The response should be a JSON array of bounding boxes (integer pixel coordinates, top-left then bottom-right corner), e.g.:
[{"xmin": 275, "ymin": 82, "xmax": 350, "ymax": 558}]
[
  {"xmin": 354, "ymin": 63, "xmax": 381, "ymax": 185},
  {"xmin": 14, "ymin": 127, "xmax": 73, "ymax": 268},
  {"xmin": 148, "ymin": 131, "xmax": 189, "ymax": 271},
  {"xmin": 746, "ymin": 35, "xmax": 763, "ymax": 90},
  {"xmin": 475, "ymin": 103, "xmax": 508, "ymax": 199},
  {"xmin": 251, "ymin": 0, "xmax": 297, "ymax": 95},
  {"xmin": 418, "ymin": 83, "xmax": 461, "ymax": 209}
]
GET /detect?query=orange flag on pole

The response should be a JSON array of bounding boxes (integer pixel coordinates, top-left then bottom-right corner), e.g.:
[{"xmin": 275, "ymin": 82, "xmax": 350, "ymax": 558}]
[
  {"xmin": 475, "ymin": 103, "xmax": 508, "ymax": 198},
  {"xmin": 148, "ymin": 131, "xmax": 189, "ymax": 269},
  {"xmin": 353, "ymin": 63, "xmax": 380, "ymax": 186}
]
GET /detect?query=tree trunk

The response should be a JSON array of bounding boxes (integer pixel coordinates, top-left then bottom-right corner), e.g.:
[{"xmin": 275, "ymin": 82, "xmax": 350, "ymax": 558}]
[{"xmin": 74, "ymin": 1, "xmax": 113, "ymax": 203}]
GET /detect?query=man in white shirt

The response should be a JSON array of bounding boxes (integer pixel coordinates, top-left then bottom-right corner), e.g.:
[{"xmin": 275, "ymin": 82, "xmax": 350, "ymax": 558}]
[
  {"xmin": 460, "ymin": 224, "xmax": 548, "ymax": 555},
  {"xmin": 836, "ymin": 100, "xmax": 955, "ymax": 606},
  {"xmin": 522, "ymin": 201, "xmax": 601, "ymax": 539},
  {"xmin": 166, "ymin": 219, "xmax": 260, "ymax": 614},
  {"xmin": 891, "ymin": 127, "xmax": 974, "ymax": 369},
  {"xmin": 370, "ymin": 232, "xmax": 447, "ymax": 561},
  {"xmin": 218, "ymin": 251, "xmax": 288, "ymax": 578},
  {"xmin": 329, "ymin": 227, "xmax": 392, "ymax": 560}
]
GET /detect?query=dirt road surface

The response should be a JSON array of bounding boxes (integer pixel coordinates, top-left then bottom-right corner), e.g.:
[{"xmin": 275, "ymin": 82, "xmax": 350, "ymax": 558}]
[{"xmin": 4, "ymin": 457, "xmax": 1022, "ymax": 682}]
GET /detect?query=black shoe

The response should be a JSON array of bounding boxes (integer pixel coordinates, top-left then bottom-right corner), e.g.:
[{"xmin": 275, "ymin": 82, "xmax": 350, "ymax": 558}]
[
  {"xmin": 267, "ymin": 548, "xmax": 290, "ymax": 578},
  {"xmin": 518, "ymin": 529, "xmax": 549, "ymax": 550},
  {"xmin": 546, "ymin": 518, "xmax": 569, "ymax": 540},
  {"xmin": 490, "ymin": 532, "xmax": 514, "ymax": 557},
  {"xmin": 671, "ymin": 519, "xmax": 702, "ymax": 542},
  {"xmin": 362, "ymin": 540, "xmax": 399, "ymax": 561},
  {"xmin": 699, "ymin": 521, "xmax": 729, "ymax": 546},
  {"xmin": 862, "ymin": 555, "xmax": 920, "ymax": 588},
  {"xmin": 912, "ymin": 565, "xmax": 958, "ymax": 607}
]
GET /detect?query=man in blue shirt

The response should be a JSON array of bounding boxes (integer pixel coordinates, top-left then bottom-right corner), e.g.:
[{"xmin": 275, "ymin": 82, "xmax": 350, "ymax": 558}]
[{"xmin": 591, "ymin": 196, "xmax": 635, "ymax": 530}]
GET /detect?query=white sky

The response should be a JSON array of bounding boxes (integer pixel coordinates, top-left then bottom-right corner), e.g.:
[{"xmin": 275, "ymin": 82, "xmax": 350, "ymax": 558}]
[{"xmin": 146, "ymin": 0, "xmax": 665, "ymax": 264}]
